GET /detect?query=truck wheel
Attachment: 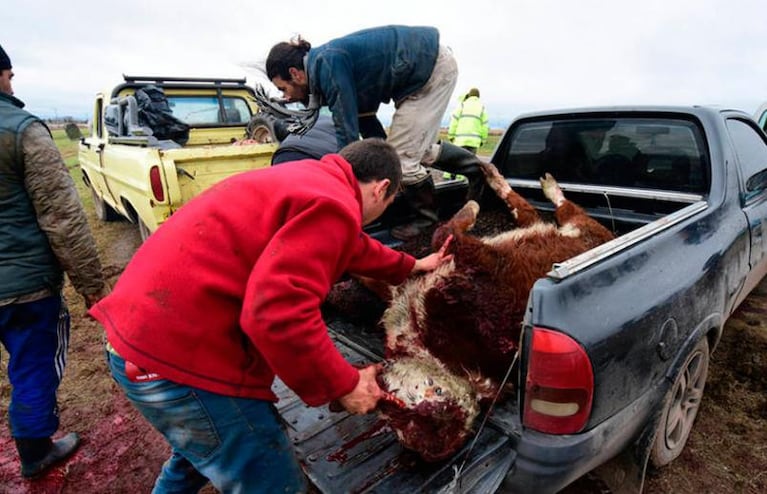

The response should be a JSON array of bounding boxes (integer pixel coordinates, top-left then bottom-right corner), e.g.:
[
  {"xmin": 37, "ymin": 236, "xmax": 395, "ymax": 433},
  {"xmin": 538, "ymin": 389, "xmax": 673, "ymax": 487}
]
[
  {"xmin": 246, "ymin": 116, "xmax": 278, "ymax": 144},
  {"xmin": 650, "ymin": 336, "xmax": 709, "ymax": 468},
  {"xmin": 138, "ymin": 218, "xmax": 152, "ymax": 243},
  {"xmin": 91, "ymin": 187, "xmax": 119, "ymax": 222},
  {"xmin": 246, "ymin": 116, "xmax": 289, "ymax": 143}
]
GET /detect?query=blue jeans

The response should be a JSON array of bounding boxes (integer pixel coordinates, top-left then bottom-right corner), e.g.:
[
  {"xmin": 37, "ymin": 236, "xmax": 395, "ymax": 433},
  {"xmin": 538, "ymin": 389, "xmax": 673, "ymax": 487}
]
[
  {"xmin": 0, "ymin": 295, "xmax": 69, "ymax": 438},
  {"xmin": 106, "ymin": 351, "xmax": 306, "ymax": 494}
]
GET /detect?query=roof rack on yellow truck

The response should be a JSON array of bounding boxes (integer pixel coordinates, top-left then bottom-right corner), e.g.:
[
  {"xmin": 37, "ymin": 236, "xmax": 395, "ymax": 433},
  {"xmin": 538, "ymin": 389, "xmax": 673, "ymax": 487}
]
[{"xmin": 75, "ymin": 75, "xmax": 279, "ymax": 240}]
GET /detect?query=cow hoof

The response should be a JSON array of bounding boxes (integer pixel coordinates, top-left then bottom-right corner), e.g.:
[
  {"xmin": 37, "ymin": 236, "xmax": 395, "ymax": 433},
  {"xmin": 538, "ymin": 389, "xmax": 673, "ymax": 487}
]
[
  {"xmin": 541, "ymin": 173, "xmax": 565, "ymax": 206},
  {"xmin": 464, "ymin": 200, "xmax": 480, "ymax": 217},
  {"xmin": 447, "ymin": 200, "xmax": 480, "ymax": 233}
]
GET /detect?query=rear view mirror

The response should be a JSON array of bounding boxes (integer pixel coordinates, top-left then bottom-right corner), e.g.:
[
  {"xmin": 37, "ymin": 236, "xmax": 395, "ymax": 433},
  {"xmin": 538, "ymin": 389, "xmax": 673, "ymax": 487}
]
[
  {"xmin": 746, "ymin": 168, "xmax": 767, "ymax": 193},
  {"xmin": 65, "ymin": 123, "xmax": 83, "ymax": 141}
]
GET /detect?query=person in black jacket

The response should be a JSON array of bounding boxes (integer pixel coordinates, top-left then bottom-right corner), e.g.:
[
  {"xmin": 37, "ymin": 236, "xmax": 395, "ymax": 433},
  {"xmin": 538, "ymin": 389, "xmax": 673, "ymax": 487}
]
[{"xmin": 271, "ymin": 114, "xmax": 338, "ymax": 164}]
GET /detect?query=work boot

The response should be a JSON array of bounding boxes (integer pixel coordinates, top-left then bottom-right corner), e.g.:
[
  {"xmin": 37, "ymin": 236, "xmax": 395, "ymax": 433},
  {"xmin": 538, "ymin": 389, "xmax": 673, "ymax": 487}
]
[
  {"xmin": 424, "ymin": 141, "xmax": 486, "ymax": 202},
  {"xmin": 15, "ymin": 432, "xmax": 81, "ymax": 479},
  {"xmin": 391, "ymin": 176, "xmax": 439, "ymax": 241}
]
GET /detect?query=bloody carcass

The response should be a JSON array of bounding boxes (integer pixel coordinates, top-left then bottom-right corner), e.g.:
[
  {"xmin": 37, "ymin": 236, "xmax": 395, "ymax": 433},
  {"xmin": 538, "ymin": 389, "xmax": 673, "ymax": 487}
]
[{"xmin": 377, "ymin": 165, "xmax": 615, "ymax": 462}]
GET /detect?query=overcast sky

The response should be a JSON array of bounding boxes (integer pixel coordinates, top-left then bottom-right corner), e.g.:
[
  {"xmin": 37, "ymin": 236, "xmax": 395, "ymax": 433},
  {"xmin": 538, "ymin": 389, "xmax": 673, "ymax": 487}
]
[{"xmin": 4, "ymin": 0, "xmax": 767, "ymax": 126}]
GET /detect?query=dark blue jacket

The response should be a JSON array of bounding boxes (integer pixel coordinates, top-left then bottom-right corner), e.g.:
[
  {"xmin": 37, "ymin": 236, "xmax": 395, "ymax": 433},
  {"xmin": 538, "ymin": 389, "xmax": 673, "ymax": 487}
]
[{"xmin": 307, "ymin": 25, "xmax": 440, "ymax": 148}]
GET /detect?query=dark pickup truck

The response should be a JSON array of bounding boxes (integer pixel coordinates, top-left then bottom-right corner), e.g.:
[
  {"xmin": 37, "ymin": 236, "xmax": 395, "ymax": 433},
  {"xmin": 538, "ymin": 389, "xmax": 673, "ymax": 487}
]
[{"xmin": 273, "ymin": 106, "xmax": 767, "ymax": 493}]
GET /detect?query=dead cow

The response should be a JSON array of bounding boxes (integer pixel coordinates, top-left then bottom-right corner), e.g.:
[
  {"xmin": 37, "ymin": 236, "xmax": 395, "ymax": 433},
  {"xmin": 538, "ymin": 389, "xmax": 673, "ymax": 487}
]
[{"xmin": 377, "ymin": 166, "xmax": 615, "ymax": 462}]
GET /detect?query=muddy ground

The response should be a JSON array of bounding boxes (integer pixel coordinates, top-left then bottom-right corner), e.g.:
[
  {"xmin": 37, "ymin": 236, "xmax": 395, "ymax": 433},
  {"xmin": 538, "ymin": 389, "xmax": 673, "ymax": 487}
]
[{"xmin": 1, "ymin": 187, "xmax": 766, "ymax": 493}]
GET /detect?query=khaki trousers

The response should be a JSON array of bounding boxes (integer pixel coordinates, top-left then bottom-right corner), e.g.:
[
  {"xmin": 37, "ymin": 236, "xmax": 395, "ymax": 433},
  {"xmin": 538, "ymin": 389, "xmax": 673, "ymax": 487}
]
[{"xmin": 387, "ymin": 46, "xmax": 458, "ymax": 185}]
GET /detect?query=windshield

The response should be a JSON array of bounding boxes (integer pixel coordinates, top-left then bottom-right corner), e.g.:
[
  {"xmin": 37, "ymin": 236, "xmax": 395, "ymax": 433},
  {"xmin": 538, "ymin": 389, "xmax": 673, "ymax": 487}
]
[{"xmin": 498, "ymin": 117, "xmax": 709, "ymax": 193}]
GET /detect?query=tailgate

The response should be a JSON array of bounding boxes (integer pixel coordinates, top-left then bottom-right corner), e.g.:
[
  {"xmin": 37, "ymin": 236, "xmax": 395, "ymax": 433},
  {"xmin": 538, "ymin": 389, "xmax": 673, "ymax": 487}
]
[
  {"xmin": 273, "ymin": 322, "xmax": 518, "ymax": 493},
  {"xmin": 161, "ymin": 143, "xmax": 277, "ymax": 204}
]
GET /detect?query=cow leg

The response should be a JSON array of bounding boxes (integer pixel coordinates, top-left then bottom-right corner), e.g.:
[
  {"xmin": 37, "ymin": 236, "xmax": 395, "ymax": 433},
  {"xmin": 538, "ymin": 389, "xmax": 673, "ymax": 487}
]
[
  {"xmin": 541, "ymin": 172, "xmax": 566, "ymax": 207},
  {"xmin": 541, "ymin": 173, "xmax": 615, "ymax": 244},
  {"xmin": 479, "ymin": 162, "xmax": 513, "ymax": 201},
  {"xmin": 479, "ymin": 162, "xmax": 540, "ymax": 227},
  {"xmin": 431, "ymin": 200, "xmax": 479, "ymax": 250},
  {"xmin": 431, "ymin": 200, "xmax": 507, "ymax": 275},
  {"xmin": 542, "ymin": 172, "xmax": 587, "ymax": 224},
  {"xmin": 445, "ymin": 200, "xmax": 480, "ymax": 233}
]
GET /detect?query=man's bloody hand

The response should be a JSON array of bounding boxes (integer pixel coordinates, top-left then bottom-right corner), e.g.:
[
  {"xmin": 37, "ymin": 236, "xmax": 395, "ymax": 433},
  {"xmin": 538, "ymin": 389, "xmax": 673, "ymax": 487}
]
[{"xmin": 336, "ymin": 364, "xmax": 383, "ymax": 414}]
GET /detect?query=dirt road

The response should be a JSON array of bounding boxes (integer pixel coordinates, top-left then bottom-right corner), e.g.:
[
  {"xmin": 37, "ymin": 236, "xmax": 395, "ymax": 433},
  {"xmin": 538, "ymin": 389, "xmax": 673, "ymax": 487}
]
[{"xmin": 1, "ymin": 205, "xmax": 766, "ymax": 493}]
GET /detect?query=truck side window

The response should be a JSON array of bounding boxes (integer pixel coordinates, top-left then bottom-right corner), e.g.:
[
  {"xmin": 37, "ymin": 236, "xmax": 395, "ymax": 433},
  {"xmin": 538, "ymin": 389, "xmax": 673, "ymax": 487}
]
[
  {"xmin": 95, "ymin": 98, "xmax": 104, "ymax": 139},
  {"xmin": 726, "ymin": 118, "xmax": 767, "ymax": 193}
]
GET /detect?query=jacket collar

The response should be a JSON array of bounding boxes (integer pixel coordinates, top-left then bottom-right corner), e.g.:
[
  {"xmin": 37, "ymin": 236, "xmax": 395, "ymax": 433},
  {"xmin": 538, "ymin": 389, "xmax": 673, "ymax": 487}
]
[
  {"xmin": 303, "ymin": 53, "xmax": 324, "ymax": 109},
  {"xmin": 0, "ymin": 91, "xmax": 25, "ymax": 109}
]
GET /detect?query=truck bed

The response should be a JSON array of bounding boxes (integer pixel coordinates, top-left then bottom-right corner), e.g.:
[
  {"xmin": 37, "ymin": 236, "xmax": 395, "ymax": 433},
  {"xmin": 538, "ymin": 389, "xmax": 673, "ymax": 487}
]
[
  {"xmin": 280, "ymin": 177, "xmax": 704, "ymax": 493},
  {"xmin": 272, "ymin": 319, "xmax": 519, "ymax": 493}
]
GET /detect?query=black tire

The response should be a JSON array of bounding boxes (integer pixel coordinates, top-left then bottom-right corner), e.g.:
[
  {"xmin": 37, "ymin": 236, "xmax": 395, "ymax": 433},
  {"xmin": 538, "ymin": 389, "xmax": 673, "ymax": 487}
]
[
  {"xmin": 91, "ymin": 186, "xmax": 119, "ymax": 222},
  {"xmin": 138, "ymin": 217, "xmax": 152, "ymax": 243},
  {"xmin": 650, "ymin": 336, "xmax": 709, "ymax": 468},
  {"xmin": 246, "ymin": 115, "xmax": 283, "ymax": 144}
]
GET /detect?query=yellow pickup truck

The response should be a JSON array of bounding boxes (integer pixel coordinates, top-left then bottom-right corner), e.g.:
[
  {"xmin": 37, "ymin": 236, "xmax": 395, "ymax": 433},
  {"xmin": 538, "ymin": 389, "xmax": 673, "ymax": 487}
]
[{"xmin": 78, "ymin": 75, "xmax": 278, "ymax": 240}]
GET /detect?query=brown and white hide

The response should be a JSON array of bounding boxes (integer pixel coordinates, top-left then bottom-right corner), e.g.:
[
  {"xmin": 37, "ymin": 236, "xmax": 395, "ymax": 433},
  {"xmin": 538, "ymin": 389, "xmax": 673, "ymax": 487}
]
[{"xmin": 377, "ymin": 168, "xmax": 615, "ymax": 462}]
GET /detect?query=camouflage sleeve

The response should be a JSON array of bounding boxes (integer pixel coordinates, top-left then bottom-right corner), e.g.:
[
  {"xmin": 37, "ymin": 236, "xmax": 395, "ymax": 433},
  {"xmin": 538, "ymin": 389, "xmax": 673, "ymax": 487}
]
[{"xmin": 22, "ymin": 122, "xmax": 106, "ymax": 297}]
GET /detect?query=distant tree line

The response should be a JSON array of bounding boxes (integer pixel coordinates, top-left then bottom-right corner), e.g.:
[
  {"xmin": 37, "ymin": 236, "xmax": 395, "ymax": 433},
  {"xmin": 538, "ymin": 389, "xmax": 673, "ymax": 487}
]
[{"xmin": 43, "ymin": 116, "xmax": 87, "ymax": 125}]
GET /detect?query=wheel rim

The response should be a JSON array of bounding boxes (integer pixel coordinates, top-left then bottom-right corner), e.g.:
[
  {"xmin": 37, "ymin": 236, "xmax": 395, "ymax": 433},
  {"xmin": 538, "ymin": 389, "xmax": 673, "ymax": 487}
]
[
  {"xmin": 249, "ymin": 125, "xmax": 275, "ymax": 144},
  {"xmin": 663, "ymin": 349, "xmax": 706, "ymax": 450}
]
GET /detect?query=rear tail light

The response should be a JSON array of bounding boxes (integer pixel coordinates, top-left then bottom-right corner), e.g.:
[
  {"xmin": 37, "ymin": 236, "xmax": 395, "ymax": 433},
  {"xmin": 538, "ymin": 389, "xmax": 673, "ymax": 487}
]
[
  {"xmin": 149, "ymin": 165, "xmax": 165, "ymax": 202},
  {"xmin": 523, "ymin": 327, "xmax": 593, "ymax": 434}
]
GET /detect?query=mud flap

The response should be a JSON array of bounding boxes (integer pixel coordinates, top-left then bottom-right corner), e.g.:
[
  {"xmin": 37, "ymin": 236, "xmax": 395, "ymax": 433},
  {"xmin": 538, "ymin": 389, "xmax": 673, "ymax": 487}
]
[{"xmin": 592, "ymin": 409, "xmax": 659, "ymax": 494}]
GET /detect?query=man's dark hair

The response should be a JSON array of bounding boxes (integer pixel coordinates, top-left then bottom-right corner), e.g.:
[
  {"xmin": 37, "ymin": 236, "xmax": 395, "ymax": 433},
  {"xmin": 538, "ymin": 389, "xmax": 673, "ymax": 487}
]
[
  {"xmin": 339, "ymin": 139, "xmax": 402, "ymax": 198},
  {"xmin": 266, "ymin": 37, "xmax": 311, "ymax": 81}
]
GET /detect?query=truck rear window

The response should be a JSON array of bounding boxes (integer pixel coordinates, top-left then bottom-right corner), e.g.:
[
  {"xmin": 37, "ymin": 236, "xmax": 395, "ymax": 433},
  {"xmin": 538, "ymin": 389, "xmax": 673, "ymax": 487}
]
[
  {"xmin": 166, "ymin": 96, "xmax": 252, "ymax": 125},
  {"xmin": 498, "ymin": 117, "xmax": 709, "ymax": 193}
]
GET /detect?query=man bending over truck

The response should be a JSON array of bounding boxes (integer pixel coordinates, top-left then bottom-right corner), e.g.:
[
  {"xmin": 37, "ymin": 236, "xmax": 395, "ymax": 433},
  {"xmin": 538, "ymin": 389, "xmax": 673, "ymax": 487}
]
[
  {"xmin": 266, "ymin": 25, "xmax": 458, "ymax": 240},
  {"xmin": 90, "ymin": 138, "xmax": 453, "ymax": 492}
]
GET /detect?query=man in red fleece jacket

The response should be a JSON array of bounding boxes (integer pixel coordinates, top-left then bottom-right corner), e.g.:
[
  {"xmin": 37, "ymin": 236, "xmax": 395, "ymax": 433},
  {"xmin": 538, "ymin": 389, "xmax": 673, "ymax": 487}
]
[{"xmin": 90, "ymin": 138, "xmax": 452, "ymax": 493}]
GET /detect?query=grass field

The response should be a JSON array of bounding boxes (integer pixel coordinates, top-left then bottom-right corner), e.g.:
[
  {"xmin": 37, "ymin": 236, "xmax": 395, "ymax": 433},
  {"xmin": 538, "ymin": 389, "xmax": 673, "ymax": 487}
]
[
  {"xmin": 52, "ymin": 127, "xmax": 81, "ymax": 167},
  {"xmin": 53, "ymin": 127, "xmax": 95, "ymax": 215}
]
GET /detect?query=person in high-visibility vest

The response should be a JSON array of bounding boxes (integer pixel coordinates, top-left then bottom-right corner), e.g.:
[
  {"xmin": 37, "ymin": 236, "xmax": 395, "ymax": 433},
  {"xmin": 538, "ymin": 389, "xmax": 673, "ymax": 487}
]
[{"xmin": 448, "ymin": 87, "xmax": 489, "ymax": 154}]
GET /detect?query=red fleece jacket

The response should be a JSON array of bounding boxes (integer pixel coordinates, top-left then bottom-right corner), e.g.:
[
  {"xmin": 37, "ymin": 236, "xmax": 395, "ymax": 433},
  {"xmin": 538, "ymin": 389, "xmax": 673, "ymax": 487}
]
[{"xmin": 91, "ymin": 155, "xmax": 414, "ymax": 406}]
